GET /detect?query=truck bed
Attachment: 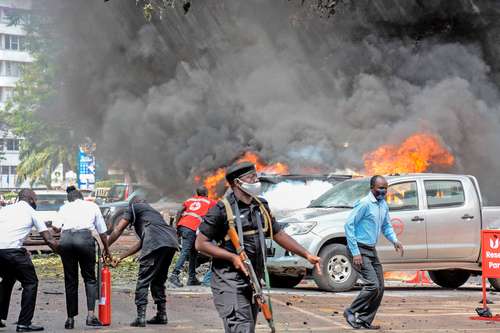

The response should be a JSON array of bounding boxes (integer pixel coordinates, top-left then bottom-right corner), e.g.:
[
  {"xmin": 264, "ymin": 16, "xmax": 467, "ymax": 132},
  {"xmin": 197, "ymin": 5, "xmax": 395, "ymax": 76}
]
[{"xmin": 482, "ymin": 206, "xmax": 500, "ymax": 229}]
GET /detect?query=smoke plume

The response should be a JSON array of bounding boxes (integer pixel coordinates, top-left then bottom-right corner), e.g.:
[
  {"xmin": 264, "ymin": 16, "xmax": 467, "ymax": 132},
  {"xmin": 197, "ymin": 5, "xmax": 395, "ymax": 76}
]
[{"xmin": 36, "ymin": 0, "xmax": 500, "ymax": 202}]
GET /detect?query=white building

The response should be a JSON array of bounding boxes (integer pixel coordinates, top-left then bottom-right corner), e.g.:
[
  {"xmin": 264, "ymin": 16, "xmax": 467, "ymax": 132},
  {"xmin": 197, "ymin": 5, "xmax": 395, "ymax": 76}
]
[{"xmin": 0, "ymin": 0, "xmax": 31, "ymax": 189}]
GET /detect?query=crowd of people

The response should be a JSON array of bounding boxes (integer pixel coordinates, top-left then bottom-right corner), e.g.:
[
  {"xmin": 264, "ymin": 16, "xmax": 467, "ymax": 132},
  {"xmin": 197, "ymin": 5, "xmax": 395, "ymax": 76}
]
[{"xmin": 0, "ymin": 162, "xmax": 403, "ymax": 332}]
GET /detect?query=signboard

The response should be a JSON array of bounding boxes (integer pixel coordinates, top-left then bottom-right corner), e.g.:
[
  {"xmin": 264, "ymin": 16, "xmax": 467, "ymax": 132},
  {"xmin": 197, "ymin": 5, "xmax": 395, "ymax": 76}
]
[
  {"xmin": 77, "ymin": 144, "xmax": 96, "ymax": 191},
  {"xmin": 482, "ymin": 230, "xmax": 500, "ymax": 278}
]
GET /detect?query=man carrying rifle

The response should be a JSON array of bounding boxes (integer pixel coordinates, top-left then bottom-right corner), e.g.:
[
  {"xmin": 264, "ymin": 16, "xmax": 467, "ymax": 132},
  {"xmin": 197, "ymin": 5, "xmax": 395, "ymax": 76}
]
[{"xmin": 196, "ymin": 162, "xmax": 321, "ymax": 333}]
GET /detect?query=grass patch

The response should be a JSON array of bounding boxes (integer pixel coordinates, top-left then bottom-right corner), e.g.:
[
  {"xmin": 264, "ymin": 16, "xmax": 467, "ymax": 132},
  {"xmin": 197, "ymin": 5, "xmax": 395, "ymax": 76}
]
[{"xmin": 32, "ymin": 254, "xmax": 139, "ymax": 285}]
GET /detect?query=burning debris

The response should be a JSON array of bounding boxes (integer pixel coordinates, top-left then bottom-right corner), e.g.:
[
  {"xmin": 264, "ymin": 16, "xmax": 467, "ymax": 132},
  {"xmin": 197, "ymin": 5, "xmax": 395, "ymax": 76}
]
[
  {"xmin": 198, "ymin": 151, "xmax": 289, "ymax": 199},
  {"xmin": 363, "ymin": 133, "xmax": 455, "ymax": 175}
]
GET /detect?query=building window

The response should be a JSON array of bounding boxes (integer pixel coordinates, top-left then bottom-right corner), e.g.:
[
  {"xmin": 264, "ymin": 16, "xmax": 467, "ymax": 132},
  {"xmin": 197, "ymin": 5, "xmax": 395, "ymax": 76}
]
[
  {"xmin": 9, "ymin": 166, "xmax": 16, "ymax": 175},
  {"xmin": 6, "ymin": 139, "xmax": 19, "ymax": 151},
  {"xmin": 1, "ymin": 7, "xmax": 30, "ymax": 25},
  {"xmin": 4, "ymin": 34, "xmax": 25, "ymax": 51},
  {"xmin": 3, "ymin": 61, "xmax": 22, "ymax": 77},
  {"xmin": 0, "ymin": 139, "xmax": 3, "ymax": 151},
  {"xmin": 1, "ymin": 166, "xmax": 9, "ymax": 175},
  {"xmin": 0, "ymin": 87, "xmax": 14, "ymax": 102}
]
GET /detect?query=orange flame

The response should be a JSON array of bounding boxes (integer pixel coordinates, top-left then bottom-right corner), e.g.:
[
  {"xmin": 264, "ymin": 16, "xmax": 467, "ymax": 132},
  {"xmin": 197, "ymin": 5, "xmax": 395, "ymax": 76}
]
[
  {"xmin": 199, "ymin": 152, "xmax": 289, "ymax": 199},
  {"xmin": 363, "ymin": 133, "xmax": 454, "ymax": 175}
]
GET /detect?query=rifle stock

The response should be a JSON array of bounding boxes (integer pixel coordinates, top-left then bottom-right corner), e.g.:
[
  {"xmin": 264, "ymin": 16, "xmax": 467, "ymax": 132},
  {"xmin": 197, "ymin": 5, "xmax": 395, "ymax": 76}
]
[{"xmin": 227, "ymin": 225, "xmax": 275, "ymax": 332}]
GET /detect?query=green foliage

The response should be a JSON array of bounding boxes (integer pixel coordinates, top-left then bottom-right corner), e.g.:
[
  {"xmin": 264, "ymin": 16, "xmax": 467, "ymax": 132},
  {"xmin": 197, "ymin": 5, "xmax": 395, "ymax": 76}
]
[{"xmin": 0, "ymin": 9, "xmax": 77, "ymax": 188}]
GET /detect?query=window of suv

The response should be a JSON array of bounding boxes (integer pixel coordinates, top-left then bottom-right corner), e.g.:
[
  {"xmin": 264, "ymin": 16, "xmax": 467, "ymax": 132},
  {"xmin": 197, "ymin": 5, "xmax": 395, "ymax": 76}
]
[
  {"xmin": 387, "ymin": 181, "xmax": 418, "ymax": 211},
  {"xmin": 309, "ymin": 179, "xmax": 369, "ymax": 208},
  {"xmin": 424, "ymin": 180, "xmax": 465, "ymax": 209}
]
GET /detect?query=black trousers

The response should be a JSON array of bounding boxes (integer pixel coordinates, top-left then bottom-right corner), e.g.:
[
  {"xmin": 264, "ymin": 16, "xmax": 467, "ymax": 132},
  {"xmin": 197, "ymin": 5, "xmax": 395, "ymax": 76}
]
[
  {"xmin": 213, "ymin": 287, "xmax": 259, "ymax": 333},
  {"xmin": 59, "ymin": 230, "xmax": 97, "ymax": 318},
  {"xmin": 0, "ymin": 248, "xmax": 39, "ymax": 325},
  {"xmin": 135, "ymin": 247, "xmax": 176, "ymax": 307},
  {"xmin": 347, "ymin": 246, "xmax": 385, "ymax": 325}
]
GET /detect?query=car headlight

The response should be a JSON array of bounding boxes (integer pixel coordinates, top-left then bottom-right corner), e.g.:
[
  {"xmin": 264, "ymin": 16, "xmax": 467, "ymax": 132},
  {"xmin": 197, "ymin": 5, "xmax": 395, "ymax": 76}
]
[{"xmin": 283, "ymin": 221, "xmax": 317, "ymax": 235}]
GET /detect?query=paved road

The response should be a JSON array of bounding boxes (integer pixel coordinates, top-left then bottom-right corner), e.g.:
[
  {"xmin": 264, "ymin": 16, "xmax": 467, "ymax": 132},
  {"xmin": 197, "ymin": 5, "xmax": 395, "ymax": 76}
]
[{"xmin": 2, "ymin": 278, "xmax": 500, "ymax": 332}]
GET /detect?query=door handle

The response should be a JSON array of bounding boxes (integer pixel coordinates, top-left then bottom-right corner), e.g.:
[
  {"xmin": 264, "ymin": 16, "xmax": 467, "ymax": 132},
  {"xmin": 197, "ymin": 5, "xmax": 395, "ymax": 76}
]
[
  {"xmin": 461, "ymin": 214, "xmax": 474, "ymax": 220},
  {"xmin": 411, "ymin": 216, "xmax": 424, "ymax": 222}
]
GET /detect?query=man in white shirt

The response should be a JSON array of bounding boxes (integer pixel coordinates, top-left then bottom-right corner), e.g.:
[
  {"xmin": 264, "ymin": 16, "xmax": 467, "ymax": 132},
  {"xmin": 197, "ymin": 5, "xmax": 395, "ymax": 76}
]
[
  {"xmin": 51, "ymin": 186, "xmax": 110, "ymax": 329},
  {"xmin": 0, "ymin": 189, "xmax": 59, "ymax": 332}
]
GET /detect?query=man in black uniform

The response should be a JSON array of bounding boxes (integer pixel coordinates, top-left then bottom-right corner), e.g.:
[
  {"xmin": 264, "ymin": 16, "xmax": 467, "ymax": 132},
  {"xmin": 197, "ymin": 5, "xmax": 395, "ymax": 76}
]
[
  {"xmin": 108, "ymin": 191, "xmax": 179, "ymax": 327},
  {"xmin": 195, "ymin": 162, "xmax": 321, "ymax": 333}
]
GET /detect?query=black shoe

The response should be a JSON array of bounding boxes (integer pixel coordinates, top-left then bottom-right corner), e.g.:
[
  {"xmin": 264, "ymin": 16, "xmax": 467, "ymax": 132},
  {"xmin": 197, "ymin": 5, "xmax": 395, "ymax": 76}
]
[
  {"xmin": 147, "ymin": 303, "xmax": 167, "ymax": 325},
  {"xmin": 187, "ymin": 278, "xmax": 201, "ymax": 286},
  {"xmin": 359, "ymin": 321, "xmax": 380, "ymax": 330},
  {"xmin": 86, "ymin": 316, "xmax": 102, "ymax": 327},
  {"xmin": 16, "ymin": 325, "xmax": 44, "ymax": 332},
  {"xmin": 64, "ymin": 318, "xmax": 74, "ymax": 329},
  {"xmin": 168, "ymin": 275, "xmax": 183, "ymax": 288},
  {"xmin": 0, "ymin": 319, "xmax": 5, "ymax": 328},
  {"xmin": 146, "ymin": 314, "xmax": 168, "ymax": 325},
  {"xmin": 130, "ymin": 305, "xmax": 146, "ymax": 327},
  {"xmin": 343, "ymin": 309, "xmax": 361, "ymax": 329}
]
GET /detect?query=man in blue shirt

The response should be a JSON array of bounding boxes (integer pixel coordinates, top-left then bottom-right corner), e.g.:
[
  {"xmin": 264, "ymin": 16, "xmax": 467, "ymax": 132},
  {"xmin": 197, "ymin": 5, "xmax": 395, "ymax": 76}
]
[{"xmin": 343, "ymin": 175, "xmax": 404, "ymax": 330}]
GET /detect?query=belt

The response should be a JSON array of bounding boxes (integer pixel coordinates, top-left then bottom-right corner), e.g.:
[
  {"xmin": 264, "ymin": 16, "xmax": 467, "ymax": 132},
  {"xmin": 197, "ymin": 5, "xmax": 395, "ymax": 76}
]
[
  {"xmin": 62, "ymin": 229, "xmax": 92, "ymax": 233},
  {"xmin": 224, "ymin": 229, "xmax": 258, "ymax": 241},
  {"xmin": 357, "ymin": 242, "xmax": 376, "ymax": 251}
]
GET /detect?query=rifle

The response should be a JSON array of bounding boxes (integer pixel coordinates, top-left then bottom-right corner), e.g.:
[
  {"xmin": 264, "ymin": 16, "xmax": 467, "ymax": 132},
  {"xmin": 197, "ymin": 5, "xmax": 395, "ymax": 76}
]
[{"xmin": 226, "ymin": 218, "xmax": 276, "ymax": 332}]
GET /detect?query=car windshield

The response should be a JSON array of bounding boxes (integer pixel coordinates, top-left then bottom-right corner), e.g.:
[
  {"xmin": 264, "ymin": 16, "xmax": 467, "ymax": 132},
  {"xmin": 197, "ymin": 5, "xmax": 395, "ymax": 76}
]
[
  {"xmin": 107, "ymin": 185, "xmax": 126, "ymax": 202},
  {"xmin": 308, "ymin": 179, "xmax": 370, "ymax": 208},
  {"xmin": 36, "ymin": 194, "xmax": 67, "ymax": 211}
]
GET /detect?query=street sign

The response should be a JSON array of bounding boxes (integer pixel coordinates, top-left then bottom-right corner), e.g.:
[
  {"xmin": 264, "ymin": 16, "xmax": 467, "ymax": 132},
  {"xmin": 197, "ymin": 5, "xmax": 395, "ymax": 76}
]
[
  {"xmin": 471, "ymin": 230, "xmax": 500, "ymax": 321},
  {"xmin": 482, "ymin": 230, "xmax": 500, "ymax": 278},
  {"xmin": 77, "ymin": 145, "xmax": 96, "ymax": 190}
]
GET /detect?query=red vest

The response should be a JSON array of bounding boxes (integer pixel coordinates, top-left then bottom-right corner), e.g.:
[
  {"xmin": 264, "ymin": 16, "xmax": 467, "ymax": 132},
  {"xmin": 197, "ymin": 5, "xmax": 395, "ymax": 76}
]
[{"xmin": 177, "ymin": 196, "xmax": 217, "ymax": 231}]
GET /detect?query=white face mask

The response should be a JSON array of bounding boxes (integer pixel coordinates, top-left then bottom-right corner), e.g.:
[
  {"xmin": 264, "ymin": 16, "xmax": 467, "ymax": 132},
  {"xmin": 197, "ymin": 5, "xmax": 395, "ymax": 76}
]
[{"xmin": 237, "ymin": 179, "xmax": 262, "ymax": 196}]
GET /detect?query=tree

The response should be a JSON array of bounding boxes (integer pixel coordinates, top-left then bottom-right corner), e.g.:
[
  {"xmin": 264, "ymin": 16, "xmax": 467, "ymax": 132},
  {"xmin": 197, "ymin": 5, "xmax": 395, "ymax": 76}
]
[
  {"xmin": 0, "ymin": 9, "xmax": 77, "ymax": 188},
  {"xmin": 108, "ymin": 0, "xmax": 341, "ymax": 20}
]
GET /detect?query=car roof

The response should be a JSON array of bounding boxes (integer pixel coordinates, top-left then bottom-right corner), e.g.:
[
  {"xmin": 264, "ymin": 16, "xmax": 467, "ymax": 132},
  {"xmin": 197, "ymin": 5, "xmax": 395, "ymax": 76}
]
[
  {"xmin": 349, "ymin": 173, "xmax": 469, "ymax": 181},
  {"xmin": 34, "ymin": 190, "xmax": 67, "ymax": 195}
]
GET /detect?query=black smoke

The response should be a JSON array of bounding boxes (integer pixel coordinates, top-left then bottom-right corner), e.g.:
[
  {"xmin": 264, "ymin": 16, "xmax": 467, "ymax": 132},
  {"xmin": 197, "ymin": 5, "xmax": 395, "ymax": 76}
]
[{"xmin": 35, "ymin": 0, "xmax": 500, "ymax": 202}]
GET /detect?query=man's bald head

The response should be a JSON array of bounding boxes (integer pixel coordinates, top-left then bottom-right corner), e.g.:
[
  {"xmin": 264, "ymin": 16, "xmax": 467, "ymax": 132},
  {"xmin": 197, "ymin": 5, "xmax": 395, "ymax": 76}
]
[{"xmin": 18, "ymin": 189, "xmax": 37, "ymax": 209}]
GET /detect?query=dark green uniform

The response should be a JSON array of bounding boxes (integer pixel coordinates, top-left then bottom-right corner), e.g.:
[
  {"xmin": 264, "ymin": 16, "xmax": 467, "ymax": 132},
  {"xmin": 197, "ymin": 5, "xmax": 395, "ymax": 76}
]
[{"xmin": 199, "ymin": 192, "xmax": 281, "ymax": 333}]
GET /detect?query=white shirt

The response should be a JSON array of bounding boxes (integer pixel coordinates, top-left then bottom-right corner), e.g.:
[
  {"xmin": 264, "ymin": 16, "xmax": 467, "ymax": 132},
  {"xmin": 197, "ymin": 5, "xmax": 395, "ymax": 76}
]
[
  {"xmin": 54, "ymin": 199, "xmax": 107, "ymax": 234},
  {"xmin": 0, "ymin": 200, "xmax": 48, "ymax": 249}
]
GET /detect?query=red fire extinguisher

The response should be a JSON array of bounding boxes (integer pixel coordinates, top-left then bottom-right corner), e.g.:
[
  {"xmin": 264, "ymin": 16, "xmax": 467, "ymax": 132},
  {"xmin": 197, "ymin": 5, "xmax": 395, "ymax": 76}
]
[
  {"xmin": 99, "ymin": 265, "xmax": 112, "ymax": 325},
  {"xmin": 96, "ymin": 240, "xmax": 111, "ymax": 326}
]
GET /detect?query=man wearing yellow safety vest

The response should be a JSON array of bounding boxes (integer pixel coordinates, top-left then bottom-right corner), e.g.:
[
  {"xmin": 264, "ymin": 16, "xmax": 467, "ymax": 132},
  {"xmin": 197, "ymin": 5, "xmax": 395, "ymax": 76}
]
[{"xmin": 195, "ymin": 162, "xmax": 321, "ymax": 333}]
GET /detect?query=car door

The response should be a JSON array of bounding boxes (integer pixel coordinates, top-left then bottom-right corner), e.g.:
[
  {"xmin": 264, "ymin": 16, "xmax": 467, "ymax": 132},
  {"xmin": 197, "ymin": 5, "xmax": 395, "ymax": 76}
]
[
  {"xmin": 377, "ymin": 180, "xmax": 428, "ymax": 262},
  {"xmin": 424, "ymin": 178, "xmax": 481, "ymax": 261}
]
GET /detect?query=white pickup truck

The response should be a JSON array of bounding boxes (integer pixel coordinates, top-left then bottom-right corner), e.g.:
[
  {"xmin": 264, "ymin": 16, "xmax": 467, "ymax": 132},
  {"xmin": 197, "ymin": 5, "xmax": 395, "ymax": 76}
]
[{"xmin": 266, "ymin": 173, "xmax": 500, "ymax": 291}]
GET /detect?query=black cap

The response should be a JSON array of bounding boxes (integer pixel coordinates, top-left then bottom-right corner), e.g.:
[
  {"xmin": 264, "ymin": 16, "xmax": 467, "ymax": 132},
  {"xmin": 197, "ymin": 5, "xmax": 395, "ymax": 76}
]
[{"xmin": 225, "ymin": 162, "xmax": 256, "ymax": 182}]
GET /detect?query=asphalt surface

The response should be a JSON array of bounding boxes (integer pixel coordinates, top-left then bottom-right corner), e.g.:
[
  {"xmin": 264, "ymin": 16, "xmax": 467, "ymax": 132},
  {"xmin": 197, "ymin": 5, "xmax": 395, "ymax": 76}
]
[{"xmin": 2, "ymin": 278, "xmax": 500, "ymax": 333}]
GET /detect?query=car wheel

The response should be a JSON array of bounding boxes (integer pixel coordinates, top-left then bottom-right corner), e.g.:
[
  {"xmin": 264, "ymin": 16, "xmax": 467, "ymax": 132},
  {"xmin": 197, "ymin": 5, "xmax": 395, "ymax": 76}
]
[
  {"xmin": 428, "ymin": 270, "xmax": 470, "ymax": 289},
  {"xmin": 313, "ymin": 244, "xmax": 358, "ymax": 292},
  {"xmin": 488, "ymin": 278, "xmax": 500, "ymax": 291},
  {"xmin": 269, "ymin": 273, "xmax": 304, "ymax": 289}
]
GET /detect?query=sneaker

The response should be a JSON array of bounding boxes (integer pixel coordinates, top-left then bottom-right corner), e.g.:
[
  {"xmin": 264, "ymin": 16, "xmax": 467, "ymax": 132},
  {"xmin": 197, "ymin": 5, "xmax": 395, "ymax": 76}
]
[{"xmin": 169, "ymin": 274, "xmax": 183, "ymax": 288}]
